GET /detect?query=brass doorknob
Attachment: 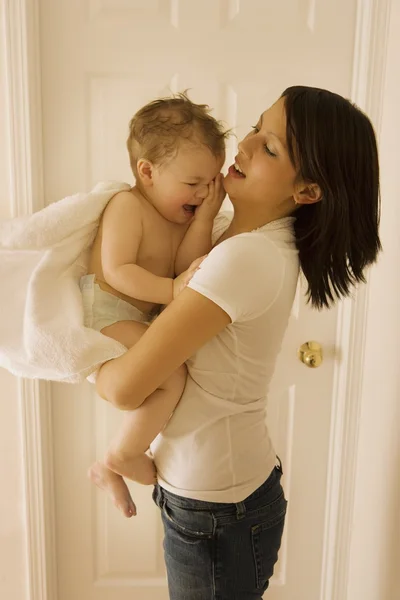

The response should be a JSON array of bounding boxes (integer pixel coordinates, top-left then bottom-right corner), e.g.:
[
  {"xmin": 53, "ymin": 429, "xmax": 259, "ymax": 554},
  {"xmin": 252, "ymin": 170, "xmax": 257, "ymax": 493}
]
[{"xmin": 298, "ymin": 341, "xmax": 323, "ymax": 368}]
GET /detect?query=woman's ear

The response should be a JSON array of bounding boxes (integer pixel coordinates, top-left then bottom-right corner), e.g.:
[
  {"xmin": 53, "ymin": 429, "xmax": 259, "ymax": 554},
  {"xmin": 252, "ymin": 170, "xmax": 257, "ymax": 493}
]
[
  {"xmin": 136, "ymin": 159, "xmax": 154, "ymax": 187},
  {"xmin": 294, "ymin": 182, "xmax": 322, "ymax": 205}
]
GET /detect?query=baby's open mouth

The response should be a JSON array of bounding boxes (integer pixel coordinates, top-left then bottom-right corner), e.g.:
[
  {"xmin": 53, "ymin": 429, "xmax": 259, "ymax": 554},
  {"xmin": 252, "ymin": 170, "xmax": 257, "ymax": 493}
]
[{"xmin": 183, "ymin": 204, "xmax": 197, "ymax": 214}]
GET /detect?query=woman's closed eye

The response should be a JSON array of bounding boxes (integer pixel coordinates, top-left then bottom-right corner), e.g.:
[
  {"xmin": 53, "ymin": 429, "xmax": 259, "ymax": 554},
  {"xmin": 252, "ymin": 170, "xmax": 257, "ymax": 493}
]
[
  {"xmin": 251, "ymin": 125, "xmax": 277, "ymax": 157},
  {"xmin": 264, "ymin": 145, "xmax": 277, "ymax": 157}
]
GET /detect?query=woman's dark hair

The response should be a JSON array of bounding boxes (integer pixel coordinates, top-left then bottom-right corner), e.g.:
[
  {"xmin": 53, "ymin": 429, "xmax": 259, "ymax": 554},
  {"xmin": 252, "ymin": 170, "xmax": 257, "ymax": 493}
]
[{"xmin": 281, "ymin": 86, "xmax": 382, "ymax": 308}]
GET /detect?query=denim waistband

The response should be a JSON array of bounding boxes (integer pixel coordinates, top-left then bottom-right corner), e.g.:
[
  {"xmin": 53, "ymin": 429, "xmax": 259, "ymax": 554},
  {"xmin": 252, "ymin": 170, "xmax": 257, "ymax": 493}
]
[{"xmin": 154, "ymin": 457, "xmax": 283, "ymax": 517}]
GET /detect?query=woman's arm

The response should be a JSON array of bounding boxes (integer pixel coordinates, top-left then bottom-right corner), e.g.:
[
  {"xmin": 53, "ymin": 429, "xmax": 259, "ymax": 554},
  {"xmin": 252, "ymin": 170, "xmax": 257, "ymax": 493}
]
[{"xmin": 95, "ymin": 287, "xmax": 231, "ymax": 409}]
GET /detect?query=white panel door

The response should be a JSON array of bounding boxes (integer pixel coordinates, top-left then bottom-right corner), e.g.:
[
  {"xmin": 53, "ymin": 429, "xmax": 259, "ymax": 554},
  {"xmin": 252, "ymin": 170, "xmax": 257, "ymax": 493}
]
[{"xmin": 39, "ymin": 1, "xmax": 358, "ymax": 598}]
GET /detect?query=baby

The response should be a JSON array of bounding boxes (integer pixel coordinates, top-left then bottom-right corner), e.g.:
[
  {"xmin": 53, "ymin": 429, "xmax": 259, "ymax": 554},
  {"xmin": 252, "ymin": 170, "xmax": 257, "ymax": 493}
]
[{"xmin": 84, "ymin": 93, "xmax": 227, "ymax": 517}]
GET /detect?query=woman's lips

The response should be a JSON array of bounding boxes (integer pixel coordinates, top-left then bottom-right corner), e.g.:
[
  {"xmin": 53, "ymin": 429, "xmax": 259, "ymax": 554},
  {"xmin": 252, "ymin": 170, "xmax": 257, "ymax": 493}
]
[{"xmin": 228, "ymin": 164, "xmax": 246, "ymax": 178}]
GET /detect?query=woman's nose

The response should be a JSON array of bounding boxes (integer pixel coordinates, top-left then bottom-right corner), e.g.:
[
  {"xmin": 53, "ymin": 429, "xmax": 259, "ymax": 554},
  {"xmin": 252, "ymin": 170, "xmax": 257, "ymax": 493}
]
[{"xmin": 238, "ymin": 137, "xmax": 251, "ymax": 158}]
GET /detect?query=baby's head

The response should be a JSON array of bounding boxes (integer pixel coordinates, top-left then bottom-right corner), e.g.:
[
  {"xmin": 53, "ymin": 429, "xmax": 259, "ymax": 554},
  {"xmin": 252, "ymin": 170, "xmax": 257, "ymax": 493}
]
[{"xmin": 127, "ymin": 93, "xmax": 228, "ymax": 223}]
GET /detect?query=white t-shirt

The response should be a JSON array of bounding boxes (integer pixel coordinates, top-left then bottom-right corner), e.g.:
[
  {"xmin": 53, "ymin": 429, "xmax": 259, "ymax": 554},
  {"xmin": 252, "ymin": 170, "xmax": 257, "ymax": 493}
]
[{"xmin": 150, "ymin": 212, "xmax": 299, "ymax": 503}]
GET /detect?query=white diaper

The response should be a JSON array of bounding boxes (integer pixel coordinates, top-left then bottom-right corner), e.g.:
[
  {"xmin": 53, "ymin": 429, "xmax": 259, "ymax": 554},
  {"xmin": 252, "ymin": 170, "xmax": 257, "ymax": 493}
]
[{"xmin": 79, "ymin": 274, "xmax": 146, "ymax": 331}]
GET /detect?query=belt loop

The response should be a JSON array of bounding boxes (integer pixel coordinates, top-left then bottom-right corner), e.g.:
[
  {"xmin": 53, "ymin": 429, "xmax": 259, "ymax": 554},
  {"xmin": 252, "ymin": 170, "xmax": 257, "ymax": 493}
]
[
  {"xmin": 235, "ymin": 501, "xmax": 246, "ymax": 520},
  {"xmin": 276, "ymin": 455, "xmax": 283, "ymax": 474},
  {"xmin": 154, "ymin": 484, "xmax": 165, "ymax": 509}
]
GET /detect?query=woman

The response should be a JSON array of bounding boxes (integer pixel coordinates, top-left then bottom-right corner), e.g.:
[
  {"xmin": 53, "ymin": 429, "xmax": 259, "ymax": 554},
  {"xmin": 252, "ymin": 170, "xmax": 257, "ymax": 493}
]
[{"xmin": 96, "ymin": 86, "xmax": 381, "ymax": 599}]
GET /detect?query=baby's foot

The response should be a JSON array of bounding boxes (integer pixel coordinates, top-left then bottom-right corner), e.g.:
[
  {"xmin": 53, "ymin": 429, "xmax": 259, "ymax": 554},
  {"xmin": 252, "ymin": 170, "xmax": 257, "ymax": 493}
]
[
  {"xmin": 88, "ymin": 461, "xmax": 136, "ymax": 518},
  {"xmin": 105, "ymin": 451, "xmax": 157, "ymax": 486}
]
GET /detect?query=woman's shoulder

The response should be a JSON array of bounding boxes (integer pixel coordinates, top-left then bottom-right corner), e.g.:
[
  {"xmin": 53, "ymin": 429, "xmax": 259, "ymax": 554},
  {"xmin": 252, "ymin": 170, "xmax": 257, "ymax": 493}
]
[
  {"xmin": 190, "ymin": 232, "xmax": 294, "ymax": 324},
  {"xmin": 211, "ymin": 231, "xmax": 283, "ymax": 270}
]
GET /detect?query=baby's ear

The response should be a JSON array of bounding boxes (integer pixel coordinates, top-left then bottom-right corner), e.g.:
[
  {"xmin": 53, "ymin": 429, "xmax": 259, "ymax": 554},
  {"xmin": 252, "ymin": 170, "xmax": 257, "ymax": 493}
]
[
  {"xmin": 293, "ymin": 182, "xmax": 322, "ymax": 206},
  {"xmin": 136, "ymin": 159, "xmax": 154, "ymax": 186}
]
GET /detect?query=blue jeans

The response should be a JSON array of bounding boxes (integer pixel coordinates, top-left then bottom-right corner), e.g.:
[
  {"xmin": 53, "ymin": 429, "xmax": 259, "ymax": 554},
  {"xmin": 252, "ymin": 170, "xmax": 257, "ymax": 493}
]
[{"xmin": 152, "ymin": 463, "xmax": 287, "ymax": 599}]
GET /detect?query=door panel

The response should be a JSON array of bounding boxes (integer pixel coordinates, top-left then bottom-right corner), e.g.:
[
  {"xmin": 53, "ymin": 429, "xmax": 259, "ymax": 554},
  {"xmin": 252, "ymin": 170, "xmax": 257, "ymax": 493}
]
[{"xmin": 40, "ymin": 1, "xmax": 357, "ymax": 597}]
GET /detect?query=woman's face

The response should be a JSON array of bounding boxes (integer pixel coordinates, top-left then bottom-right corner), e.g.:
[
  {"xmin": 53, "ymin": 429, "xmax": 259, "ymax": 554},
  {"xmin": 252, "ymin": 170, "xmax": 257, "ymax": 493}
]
[{"xmin": 224, "ymin": 97, "xmax": 299, "ymax": 210}]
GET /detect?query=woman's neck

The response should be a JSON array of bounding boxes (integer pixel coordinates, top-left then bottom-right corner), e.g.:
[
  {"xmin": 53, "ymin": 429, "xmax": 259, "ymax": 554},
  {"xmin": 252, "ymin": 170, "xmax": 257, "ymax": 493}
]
[{"xmin": 226, "ymin": 202, "xmax": 295, "ymax": 237}]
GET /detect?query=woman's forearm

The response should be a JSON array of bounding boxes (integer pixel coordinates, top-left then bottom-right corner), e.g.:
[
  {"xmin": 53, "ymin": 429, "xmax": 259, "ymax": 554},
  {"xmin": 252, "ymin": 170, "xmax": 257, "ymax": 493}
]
[{"xmin": 95, "ymin": 288, "xmax": 231, "ymax": 409}]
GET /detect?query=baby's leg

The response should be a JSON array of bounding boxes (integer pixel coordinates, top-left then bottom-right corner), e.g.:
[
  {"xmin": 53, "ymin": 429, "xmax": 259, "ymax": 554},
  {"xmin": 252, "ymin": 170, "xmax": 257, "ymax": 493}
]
[
  {"xmin": 101, "ymin": 320, "xmax": 186, "ymax": 485},
  {"xmin": 88, "ymin": 319, "xmax": 186, "ymax": 518},
  {"xmin": 104, "ymin": 364, "xmax": 185, "ymax": 478}
]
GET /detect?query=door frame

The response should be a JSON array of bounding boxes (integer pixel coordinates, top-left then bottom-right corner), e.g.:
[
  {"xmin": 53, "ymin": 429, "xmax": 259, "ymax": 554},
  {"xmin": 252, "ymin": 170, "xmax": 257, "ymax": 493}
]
[{"xmin": 2, "ymin": 0, "xmax": 392, "ymax": 599}]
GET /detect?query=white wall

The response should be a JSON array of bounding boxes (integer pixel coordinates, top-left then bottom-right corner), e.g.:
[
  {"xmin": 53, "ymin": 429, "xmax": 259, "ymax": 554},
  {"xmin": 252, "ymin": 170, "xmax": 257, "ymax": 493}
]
[
  {"xmin": 0, "ymin": 7, "xmax": 29, "ymax": 600},
  {"xmin": 348, "ymin": 1, "xmax": 400, "ymax": 599}
]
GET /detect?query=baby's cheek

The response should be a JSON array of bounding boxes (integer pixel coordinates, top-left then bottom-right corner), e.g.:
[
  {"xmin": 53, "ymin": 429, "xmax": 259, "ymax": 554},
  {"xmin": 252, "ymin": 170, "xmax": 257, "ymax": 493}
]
[
  {"xmin": 181, "ymin": 190, "xmax": 196, "ymax": 205},
  {"xmin": 195, "ymin": 185, "xmax": 209, "ymax": 200}
]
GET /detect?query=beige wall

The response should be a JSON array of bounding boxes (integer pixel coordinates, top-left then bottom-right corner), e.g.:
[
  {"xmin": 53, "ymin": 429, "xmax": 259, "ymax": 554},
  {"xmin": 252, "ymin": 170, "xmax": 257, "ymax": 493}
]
[
  {"xmin": 348, "ymin": 1, "xmax": 400, "ymax": 598},
  {"xmin": 0, "ymin": 8, "xmax": 29, "ymax": 599},
  {"xmin": 0, "ymin": 373, "xmax": 27, "ymax": 600}
]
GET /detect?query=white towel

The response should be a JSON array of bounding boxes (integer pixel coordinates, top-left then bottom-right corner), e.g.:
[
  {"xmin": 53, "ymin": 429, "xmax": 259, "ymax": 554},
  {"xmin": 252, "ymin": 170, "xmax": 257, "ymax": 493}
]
[{"xmin": 0, "ymin": 181, "xmax": 131, "ymax": 383}]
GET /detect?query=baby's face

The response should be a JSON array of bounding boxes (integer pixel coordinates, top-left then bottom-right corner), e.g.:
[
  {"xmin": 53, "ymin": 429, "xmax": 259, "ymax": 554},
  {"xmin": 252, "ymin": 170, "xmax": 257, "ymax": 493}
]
[{"xmin": 151, "ymin": 143, "xmax": 225, "ymax": 224}]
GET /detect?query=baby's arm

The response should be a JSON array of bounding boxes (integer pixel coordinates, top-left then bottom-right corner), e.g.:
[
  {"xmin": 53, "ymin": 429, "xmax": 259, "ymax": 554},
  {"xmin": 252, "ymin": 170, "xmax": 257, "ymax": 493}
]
[
  {"xmin": 101, "ymin": 192, "xmax": 174, "ymax": 305},
  {"xmin": 175, "ymin": 174, "xmax": 225, "ymax": 275}
]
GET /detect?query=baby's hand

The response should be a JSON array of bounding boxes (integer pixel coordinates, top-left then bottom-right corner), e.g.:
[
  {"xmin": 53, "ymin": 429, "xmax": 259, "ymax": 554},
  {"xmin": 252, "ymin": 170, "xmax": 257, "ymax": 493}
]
[
  {"xmin": 194, "ymin": 174, "xmax": 226, "ymax": 224},
  {"xmin": 173, "ymin": 256, "xmax": 206, "ymax": 299}
]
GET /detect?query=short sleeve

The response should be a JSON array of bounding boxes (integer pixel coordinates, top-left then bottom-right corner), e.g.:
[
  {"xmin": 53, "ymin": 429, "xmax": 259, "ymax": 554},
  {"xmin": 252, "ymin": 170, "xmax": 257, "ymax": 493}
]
[{"xmin": 188, "ymin": 234, "xmax": 285, "ymax": 322}]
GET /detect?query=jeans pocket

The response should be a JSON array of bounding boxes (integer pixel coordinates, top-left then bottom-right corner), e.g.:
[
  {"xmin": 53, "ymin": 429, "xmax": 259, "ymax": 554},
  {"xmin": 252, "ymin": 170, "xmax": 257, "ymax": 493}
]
[
  {"xmin": 251, "ymin": 497, "xmax": 287, "ymax": 590},
  {"xmin": 162, "ymin": 501, "xmax": 214, "ymax": 540}
]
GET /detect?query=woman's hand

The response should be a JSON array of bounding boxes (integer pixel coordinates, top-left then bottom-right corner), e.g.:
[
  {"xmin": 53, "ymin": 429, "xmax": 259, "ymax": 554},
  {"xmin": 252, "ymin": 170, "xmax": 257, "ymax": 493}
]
[{"xmin": 173, "ymin": 255, "xmax": 206, "ymax": 299}]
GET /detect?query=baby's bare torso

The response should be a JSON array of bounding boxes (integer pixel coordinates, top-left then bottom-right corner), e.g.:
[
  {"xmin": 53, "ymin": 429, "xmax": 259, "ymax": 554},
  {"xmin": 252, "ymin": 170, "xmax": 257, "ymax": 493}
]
[{"xmin": 88, "ymin": 189, "xmax": 189, "ymax": 315}]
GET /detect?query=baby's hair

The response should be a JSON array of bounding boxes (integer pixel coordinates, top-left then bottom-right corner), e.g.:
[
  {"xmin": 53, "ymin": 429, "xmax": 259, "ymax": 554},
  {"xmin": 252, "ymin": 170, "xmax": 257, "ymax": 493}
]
[{"xmin": 127, "ymin": 92, "xmax": 228, "ymax": 174}]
